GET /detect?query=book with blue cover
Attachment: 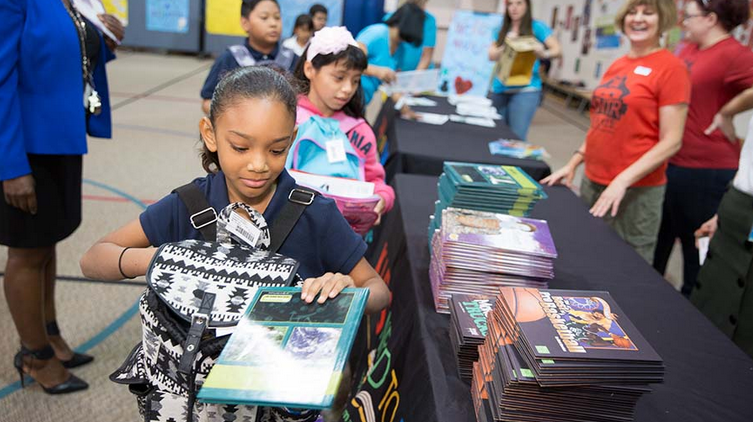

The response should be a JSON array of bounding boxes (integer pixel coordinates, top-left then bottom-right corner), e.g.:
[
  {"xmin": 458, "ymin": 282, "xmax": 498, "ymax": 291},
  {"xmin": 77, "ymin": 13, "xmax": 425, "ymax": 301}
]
[{"xmin": 197, "ymin": 286, "xmax": 369, "ymax": 409}]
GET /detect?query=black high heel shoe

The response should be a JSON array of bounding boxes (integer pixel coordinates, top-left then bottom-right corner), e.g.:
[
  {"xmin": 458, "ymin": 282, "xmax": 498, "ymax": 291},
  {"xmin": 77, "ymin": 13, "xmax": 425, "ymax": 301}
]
[
  {"xmin": 46, "ymin": 321, "xmax": 94, "ymax": 369},
  {"xmin": 13, "ymin": 345, "xmax": 88, "ymax": 394}
]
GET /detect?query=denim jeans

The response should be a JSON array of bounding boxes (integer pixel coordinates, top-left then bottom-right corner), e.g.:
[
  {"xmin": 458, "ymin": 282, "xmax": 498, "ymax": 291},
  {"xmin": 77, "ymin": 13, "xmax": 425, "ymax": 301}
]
[{"xmin": 490, "ymin": 90, "xmax": 541, "ymax": 141}]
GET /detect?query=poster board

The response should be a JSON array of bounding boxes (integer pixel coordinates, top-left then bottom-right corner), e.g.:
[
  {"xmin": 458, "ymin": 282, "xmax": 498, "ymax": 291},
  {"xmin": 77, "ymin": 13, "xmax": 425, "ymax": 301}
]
[
  {"xmin": 204, "ymin": 0, "xmax": 344, "ymax": 55},
  {"xmin": 437, "ymin": 10, "xmax": 502, "ymax": 97}
]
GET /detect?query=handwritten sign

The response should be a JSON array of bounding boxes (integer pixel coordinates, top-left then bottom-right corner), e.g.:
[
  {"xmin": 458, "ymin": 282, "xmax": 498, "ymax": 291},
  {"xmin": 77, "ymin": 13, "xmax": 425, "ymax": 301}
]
[{"xmin": 437, "ymin": 10, "xmax": 502, "ymax": 97}]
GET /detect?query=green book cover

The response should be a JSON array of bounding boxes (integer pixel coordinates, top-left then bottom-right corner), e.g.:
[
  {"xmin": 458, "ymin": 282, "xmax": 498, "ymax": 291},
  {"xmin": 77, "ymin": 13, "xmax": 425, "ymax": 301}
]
[
  {"xmin": 197, "ymin": 286, "xmax": 369, "ymax": 409},
  {"xmin": 443, "ymin": 162, "xmax": 547, "ymax": 198}
]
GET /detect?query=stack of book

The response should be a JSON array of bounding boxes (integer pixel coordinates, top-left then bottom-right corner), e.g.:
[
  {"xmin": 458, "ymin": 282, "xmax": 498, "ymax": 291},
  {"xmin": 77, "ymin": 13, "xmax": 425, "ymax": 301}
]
[
  {"xmin": 449, "ymin": 294, "xmax": 496, "ymax": 382},
  {"xmin": 428, "ymin": 162, "xmax": 547, "ymax": 238},
  {"xmin": 429, "ymin": 207, "xmax": 557, "ymax": 313},
  {"xmin": 473, "ymin": 287, "xmax": 664, "ymax": 422}
]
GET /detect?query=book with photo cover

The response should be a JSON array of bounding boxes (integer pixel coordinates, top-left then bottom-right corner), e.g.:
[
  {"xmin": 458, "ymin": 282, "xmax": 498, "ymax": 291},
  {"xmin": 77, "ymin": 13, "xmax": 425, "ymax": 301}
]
[
  {"xmin": 499, "ymin": 288, "xmax": 662, "ymax": 364},
  {"xmin": 197, "ymin": 286, "xmax": 369, "ymax": 409},
  {"xmin": 442, "ymin": 208, "xmax": 557, "ymax": 259}
]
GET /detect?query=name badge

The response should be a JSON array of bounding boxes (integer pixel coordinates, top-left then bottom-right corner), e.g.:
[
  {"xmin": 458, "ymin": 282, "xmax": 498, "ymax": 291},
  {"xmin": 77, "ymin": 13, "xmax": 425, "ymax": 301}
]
[
  {"xmin": 326, "ymin": 139, "xmax": 347, "ymax": 163},
  {"xmin": 226, "ymin": 211, "xmax": 262, "ymax": 247},
  {"xmin": 634, "ymin": 66, "xmax": 652, "ymax": 76}
]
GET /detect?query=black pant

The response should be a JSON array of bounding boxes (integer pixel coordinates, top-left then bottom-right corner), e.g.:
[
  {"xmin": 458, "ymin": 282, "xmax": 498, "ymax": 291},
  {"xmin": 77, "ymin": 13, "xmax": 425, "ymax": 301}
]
[{"xmin": 653, "ymin": 164, "xmax": 736, "ymax": 297}]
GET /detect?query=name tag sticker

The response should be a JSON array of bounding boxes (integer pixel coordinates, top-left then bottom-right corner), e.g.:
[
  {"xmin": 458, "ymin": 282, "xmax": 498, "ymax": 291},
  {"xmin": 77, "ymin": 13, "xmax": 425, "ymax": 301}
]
[
  {"xmin": 634, "ymin": 66, "xmax": 652, "ymax": 76},
  {"xmin": 326, "ymin": 139, "xmax": 347, "ymax": 163}
]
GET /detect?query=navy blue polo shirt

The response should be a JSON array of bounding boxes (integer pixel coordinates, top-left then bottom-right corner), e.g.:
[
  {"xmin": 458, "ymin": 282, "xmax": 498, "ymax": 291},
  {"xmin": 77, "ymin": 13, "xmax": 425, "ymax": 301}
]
[
  {"xmin": 200, "ymin": 42, "xmax": 298, "ymax": 99},
  {"xmin": 139, "ymin": 170, "xmax": 367, "ymax": 279}
]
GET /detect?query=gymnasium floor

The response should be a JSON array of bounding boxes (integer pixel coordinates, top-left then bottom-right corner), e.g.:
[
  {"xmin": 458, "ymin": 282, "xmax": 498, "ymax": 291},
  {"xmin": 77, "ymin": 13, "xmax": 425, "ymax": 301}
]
[{"xmin": 0, "ymin": 50, "xmax": 682, "ymax": 421}]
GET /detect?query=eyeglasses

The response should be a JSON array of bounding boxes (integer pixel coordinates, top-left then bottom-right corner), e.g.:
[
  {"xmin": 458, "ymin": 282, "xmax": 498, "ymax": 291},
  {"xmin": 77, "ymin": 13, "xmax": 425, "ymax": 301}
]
[{"xmin": 682, "ymin": 13, "xmax": 706, "ymax": 22}]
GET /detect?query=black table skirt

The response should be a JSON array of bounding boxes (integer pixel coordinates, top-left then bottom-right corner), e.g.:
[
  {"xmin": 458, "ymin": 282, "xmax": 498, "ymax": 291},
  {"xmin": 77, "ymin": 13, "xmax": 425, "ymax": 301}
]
[
  {"xmin": 382, "ymin": 96, "xmax": 552, "ymax": 182},
  {"xmin": 344, "ymin": 174, "xmax": 753, "ymax": 422}
]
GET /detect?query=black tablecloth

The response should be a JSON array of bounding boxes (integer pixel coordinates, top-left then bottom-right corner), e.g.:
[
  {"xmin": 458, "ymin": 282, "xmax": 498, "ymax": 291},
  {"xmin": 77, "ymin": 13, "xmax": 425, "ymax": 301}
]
[
  {"xmin": 382, "ymin": 97, "xmax": 552, "ymax": 181},
  {"xmin": 345, "ymin": 174, "xmax": 753, "ymax": 422}
]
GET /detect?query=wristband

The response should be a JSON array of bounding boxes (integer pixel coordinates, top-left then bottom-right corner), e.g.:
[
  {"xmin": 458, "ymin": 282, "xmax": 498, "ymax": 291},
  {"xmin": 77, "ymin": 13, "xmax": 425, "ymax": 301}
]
[{"xmin": 118, "ymin": 247, "xmax": 135, "ymax": 279}]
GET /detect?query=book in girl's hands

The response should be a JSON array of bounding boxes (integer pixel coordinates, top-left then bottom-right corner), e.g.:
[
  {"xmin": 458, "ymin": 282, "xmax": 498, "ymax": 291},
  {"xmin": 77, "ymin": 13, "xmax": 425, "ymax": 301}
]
[
  {"xmin": 289, "ymin": 170, "xmax": 380, "ymax": 235},
  {"xmin": 197, "ymin": 286, "xmax": 369, "ymax": 409},
  {"xmin": 488, "ymin": 139, "xmax": 548, "ymax": 161}
]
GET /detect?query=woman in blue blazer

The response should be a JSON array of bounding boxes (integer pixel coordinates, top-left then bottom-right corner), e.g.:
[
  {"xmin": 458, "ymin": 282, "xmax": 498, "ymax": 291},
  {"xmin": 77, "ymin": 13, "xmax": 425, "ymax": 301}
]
[{"xmin": 0, "ymin": 0, "xmax": 123, "ymax": 394}]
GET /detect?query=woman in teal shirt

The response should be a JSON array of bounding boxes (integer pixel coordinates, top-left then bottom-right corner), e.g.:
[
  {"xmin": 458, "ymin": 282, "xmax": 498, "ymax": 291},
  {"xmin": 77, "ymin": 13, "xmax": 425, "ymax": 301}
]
[
  {"xmin": 384, "ymin": 0, "xmax": 437, "ymax": 71},
  {"xmin": 357, "ymin": 3, "xmax": 424, "ymax": 105},
  {"xmin": 488, "ymin": 0, "xmax": 561, "ymax": 140}
]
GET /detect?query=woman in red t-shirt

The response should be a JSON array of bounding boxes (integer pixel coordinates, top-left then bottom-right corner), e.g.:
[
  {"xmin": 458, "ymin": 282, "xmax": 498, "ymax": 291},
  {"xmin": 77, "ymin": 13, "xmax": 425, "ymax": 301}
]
[
  {"xmin": 654, "ymin": 0, "xmax": 753, "ymax": 297},
  {"xmin": 543, "ymin": 0, "xmax": 690, "ymax": 263}
]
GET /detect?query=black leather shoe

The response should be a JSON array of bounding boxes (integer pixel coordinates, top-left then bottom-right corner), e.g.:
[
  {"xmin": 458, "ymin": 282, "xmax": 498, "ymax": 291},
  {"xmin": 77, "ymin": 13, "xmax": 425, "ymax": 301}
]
[
  {"xmin": 46, "ymin": 321, "xmax": 94, "ymax": 369},
  {"xmin": 13, "ymin": 345, "xmax": 89, "ymax": 394}
]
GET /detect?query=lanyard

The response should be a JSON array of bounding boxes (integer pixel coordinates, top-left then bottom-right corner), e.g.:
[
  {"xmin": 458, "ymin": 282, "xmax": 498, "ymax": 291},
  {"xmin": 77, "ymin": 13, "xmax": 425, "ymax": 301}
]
[{"xmin": 62, "ymin": 0, "xmax": 102, "ymax": 115}]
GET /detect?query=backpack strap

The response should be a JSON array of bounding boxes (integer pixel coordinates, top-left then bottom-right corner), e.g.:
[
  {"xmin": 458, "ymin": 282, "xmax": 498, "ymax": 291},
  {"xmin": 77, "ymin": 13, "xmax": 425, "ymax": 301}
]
[
  {"xmin": 268, "ymin": 186, "xmax": 317, "ymax": 253},
  {"xmin": 228, "ymin": 45, "xmax": 257, "ymax": 67},
  {"xmin": 173, "ymin": 183, "xmax": 217, "ymax": 241},
  {"xmin": 177, "ymin": 292, "xmax": 215, "ymax": 374}
]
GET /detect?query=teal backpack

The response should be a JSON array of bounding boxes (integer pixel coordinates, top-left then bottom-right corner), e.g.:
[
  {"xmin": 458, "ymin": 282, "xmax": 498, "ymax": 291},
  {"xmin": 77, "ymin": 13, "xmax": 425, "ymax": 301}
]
[{"xmin": 286, "ymin": 115, "xmax": 365, "ymax": 180}]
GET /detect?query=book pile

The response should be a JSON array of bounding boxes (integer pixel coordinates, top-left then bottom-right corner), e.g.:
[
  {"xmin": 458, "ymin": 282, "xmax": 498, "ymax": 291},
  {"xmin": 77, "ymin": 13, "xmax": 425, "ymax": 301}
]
[
  {"xmin": 450, "ymin": 294, "xmax": 496, "ymax": 382},
  {"xmin": 429, "ymin": 208, "xmax": 557, "ymax": 313},
  {"xmin": 473, "ymin": 287, "xmax": 664, "ymax": 422},
  {"xmin": 428, "ymin": 162, "xmax": 547, "ymax": 238}
]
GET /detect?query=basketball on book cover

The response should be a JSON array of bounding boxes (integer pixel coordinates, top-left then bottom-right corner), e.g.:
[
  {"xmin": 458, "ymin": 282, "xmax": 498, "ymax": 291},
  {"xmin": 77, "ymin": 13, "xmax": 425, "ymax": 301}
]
[{"xmin": 504, "ymin": 287, "xmax": 546, "ymax": 322}]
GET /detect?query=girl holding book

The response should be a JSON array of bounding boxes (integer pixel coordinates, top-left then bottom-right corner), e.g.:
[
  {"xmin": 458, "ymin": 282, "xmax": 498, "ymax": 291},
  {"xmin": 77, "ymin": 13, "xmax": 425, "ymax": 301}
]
[{"xmin": 292, "ymin": 26, "xmax": 395, "ymax": 225}]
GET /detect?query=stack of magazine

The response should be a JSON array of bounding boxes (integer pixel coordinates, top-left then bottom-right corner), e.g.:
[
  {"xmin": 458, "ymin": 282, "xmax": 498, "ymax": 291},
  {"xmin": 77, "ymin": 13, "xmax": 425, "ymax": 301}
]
[
  {"xmin": 197, "ymin": 286, "xmax": 369, "ymax": 409},
  {"xmin": 488, "ymin": 138, "xmax": 548, "ymax": 161},
  {"xmin": 428, "ymin": 162, "xmax": 547, "ymax": 240},
  {"xmin": 449, "ymin": 294, "xmax": 496, "ymax": 382},
  {"xmin": 429, "ymin": 207, "xmax": 557, "ymax": 313},
  {"xmin": 289, "ymin": 170, "xmax": 380, "ymax": 235},
  {"xmin": 472, "ymin": 287, "xmax": 664, "ymax": 422}
]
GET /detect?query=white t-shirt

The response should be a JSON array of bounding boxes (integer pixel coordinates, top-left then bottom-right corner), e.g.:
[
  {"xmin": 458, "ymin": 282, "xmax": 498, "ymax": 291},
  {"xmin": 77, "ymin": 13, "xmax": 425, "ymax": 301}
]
[
  {"xmin": 733, "ymin": 115, "xmax": 753, "ymax": 196},
  {"xmin": 282, "ymin": 36, "xmax": 306, "ymax": 57}
]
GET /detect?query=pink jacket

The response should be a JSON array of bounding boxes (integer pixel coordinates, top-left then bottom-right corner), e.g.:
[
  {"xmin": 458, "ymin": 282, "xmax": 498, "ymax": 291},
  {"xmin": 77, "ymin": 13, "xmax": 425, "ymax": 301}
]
[{"xmin": 296, "ymin": 95, "xmax": 395, "ymax": 213}]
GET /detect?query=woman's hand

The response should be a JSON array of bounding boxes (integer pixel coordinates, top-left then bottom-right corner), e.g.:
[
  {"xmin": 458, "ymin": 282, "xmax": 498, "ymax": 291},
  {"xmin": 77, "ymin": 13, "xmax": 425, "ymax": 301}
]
[
  {"xmin": 98, "ymin": 14, "xmax": 125, "ymax": 51},
  {"xmin": 704, "ymin": 112, "xmax": 737, "ymax": 143},
  {"xmin": 541, "ymin": 164, "xmax": 576, "ymax": 188},
  {"xmin": 695, "ymin": 215, "xmax": 719, "ymax": 246},
  {"xmin": 589, "ymin": 178, "xmax": 629, "ymax": 218},
  {"xmin": 3, "ymin": 174, "xmax": 37, "ymax": 215},
  {"xmin": 373, "ymin": 197, "xmax": 386, "ymax": 226},
  {"xmin": 375, "ymin": 66, "xmax": 397, "ymax": 84},
  {"xmin": 301, "ymin": 272, "xmax": 356, "ymax": 304}
]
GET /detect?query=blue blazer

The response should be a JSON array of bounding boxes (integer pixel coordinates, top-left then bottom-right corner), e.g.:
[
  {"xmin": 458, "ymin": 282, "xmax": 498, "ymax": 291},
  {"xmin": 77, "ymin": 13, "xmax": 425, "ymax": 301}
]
[{"xmin": 0, "ymin": 0, "xmax": 113, "ymax": 181}]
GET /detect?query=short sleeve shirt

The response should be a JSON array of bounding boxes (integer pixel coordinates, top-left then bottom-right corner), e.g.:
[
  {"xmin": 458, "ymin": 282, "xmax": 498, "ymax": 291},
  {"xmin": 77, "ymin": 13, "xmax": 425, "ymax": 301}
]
[
  {"xmin": 200, "ymin": 42, "xmax": 298, "ymax": 99},
  {"xmin": 672, "ymin": 38, "xmax": 753, "ymax": 169},
  {"xmin": 357, "ymin": 23, "xmax": 398, "ymax": 105},
  {"xmin": 383, "ymin": 11, "xmax": 437, "ymax": 71},
  {"xmin": 585, "ymin": 49, "xmax": 691, "ymax": 187},
  {"xmin": 492, "ymin": 20, "xmax": 552, "ymax": 93},
  {"xmin": 139, "ymin": 169, "xmax": 367, "ymax": 279}
]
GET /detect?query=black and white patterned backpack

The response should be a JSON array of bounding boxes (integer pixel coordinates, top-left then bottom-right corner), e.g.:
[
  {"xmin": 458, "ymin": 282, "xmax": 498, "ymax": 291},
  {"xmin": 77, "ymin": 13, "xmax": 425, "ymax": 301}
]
[{"xmin": 110, "ymin": 183, "xmax": 323, "ymax": 422}]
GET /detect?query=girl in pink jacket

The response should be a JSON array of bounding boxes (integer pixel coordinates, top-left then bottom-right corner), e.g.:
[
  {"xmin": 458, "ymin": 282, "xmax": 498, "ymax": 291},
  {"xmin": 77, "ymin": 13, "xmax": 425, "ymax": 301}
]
[{"xmin": 292, "ymin": 26, "xmax": 395, "ymax": 223}]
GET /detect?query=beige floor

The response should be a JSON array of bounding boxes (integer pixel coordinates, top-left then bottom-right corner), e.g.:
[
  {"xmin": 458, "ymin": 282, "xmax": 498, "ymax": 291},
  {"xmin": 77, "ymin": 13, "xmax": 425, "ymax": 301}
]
[{"xmin": 0, "ymin": 51, "xmax": 683, "ymax": 421}]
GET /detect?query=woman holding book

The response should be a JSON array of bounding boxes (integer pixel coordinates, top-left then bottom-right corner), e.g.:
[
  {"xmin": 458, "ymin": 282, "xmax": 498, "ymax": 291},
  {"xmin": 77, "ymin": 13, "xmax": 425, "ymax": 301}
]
[
  {"xmin": 542, "ymin": 0, "xmax": 690, "ymax": 263},
  {"xmin": 653, "ymin": 0, "xmax": 753, "ymax": 297},
  {"xmin": 487, "ymin": 0, "xmax": 561, "ymax": 141}
]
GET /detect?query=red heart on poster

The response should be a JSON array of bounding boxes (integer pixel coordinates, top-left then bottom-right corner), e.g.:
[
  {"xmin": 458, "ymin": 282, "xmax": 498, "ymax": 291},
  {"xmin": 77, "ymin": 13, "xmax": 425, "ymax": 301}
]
[{"xmin": 455, "ymin": 76, "xmax": 473, "ymax": 94}]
